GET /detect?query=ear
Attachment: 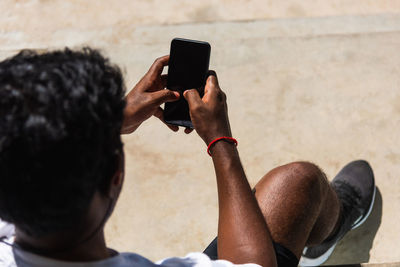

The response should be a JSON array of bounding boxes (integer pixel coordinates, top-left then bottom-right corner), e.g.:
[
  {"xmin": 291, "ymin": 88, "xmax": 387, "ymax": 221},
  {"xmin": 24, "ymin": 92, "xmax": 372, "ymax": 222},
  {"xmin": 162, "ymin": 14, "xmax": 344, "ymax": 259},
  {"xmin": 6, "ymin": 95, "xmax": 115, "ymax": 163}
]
[{"xmin": 108, "ymin": 151, "xmax": 124, "ymax": 199}]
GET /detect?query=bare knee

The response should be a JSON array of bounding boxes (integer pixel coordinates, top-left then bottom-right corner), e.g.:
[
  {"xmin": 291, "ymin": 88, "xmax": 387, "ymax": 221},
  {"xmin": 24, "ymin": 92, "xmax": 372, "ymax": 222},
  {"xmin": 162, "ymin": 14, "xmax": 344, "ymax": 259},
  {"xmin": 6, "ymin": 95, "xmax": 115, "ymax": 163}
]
[
  {"xmin": 253, "ymin": 162, "xmax": 330, "ymax": 256},
  {"xmin": 254, "ymin": 161, "xmax": 328, "ymax": 216},
  {"xmin": 258, "ymin": 162, "xmax": 327, "ymax": 195},
  {"xmin": 282, "ymin": 161, "xmax": 328, "ymax": 199}
]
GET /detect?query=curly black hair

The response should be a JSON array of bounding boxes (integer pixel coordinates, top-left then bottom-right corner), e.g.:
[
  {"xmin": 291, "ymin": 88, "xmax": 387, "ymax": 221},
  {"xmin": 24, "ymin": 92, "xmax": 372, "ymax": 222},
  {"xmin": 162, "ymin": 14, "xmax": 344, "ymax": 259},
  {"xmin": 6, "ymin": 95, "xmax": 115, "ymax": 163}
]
[{"xmin": 0, "ymin": 48, "xmax": 126, "ymax": 237}]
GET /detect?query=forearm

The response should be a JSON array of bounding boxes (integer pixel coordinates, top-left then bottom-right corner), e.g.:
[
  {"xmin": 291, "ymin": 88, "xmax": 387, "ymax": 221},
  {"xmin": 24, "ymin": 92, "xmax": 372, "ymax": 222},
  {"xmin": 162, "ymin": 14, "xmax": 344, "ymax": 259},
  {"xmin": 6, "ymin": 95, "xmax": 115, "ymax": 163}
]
[
  {"xmin": 181, "ymin": 73, "xmax": 274, "ymax": 264},
  {"xmin": 212, "ymin": 142, "xmax": 277, "ymax": 267}
]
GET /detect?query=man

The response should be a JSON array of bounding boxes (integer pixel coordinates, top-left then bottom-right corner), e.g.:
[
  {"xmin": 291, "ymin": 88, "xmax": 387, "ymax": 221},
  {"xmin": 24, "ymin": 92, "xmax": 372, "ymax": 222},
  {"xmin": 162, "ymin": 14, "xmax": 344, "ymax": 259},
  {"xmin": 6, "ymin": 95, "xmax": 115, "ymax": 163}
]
[{"xmin": 0, "ymin": 48, "xmax": 375, "ymax": 267}]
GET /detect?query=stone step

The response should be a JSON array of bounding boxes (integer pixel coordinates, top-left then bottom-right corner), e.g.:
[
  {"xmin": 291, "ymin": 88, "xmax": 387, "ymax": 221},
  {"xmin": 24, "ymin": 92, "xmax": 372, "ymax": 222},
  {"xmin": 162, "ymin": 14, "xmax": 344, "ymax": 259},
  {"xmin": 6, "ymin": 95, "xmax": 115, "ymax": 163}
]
[
  {"xmin": 0, "ymin": 10, "xmax": 399, "ymax": 266},
  {"xmin": 1, "ymin": 0, "xmax": 400, "ymax": 32},
  {"xmin": 327, "ymin": 263, "xmax": 400, "ymax": 267},
  {"xmin": 1, "ymin": 14, "xmax": 400, "ymax": 50}
]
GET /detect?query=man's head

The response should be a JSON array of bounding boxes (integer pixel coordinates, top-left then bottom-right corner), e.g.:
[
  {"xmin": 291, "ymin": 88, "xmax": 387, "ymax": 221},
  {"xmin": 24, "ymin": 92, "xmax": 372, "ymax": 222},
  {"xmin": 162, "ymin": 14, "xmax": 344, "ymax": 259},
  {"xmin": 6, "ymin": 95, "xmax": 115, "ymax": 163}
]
[{"xmin": 0, "ymin": 48, "xmax": 126, "ymax": 237}]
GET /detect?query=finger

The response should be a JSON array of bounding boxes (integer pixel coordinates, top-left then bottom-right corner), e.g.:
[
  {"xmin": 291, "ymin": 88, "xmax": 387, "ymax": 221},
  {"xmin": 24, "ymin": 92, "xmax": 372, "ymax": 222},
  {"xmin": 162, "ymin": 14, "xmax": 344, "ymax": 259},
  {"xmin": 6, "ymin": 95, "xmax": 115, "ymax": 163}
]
[
  {"xmin": 206, "ymin": 72, "xmax": 219, "ymax": 88},
  {"xmin": 148, "ymin": 55, "xmax": 169, "ymax": 77},
  {"xmin": 167, "ymin": 124, "xmax": 179, "ymax": 132},
  {"xmin": 151, "ymin": 89, "xmax": 180, "ymax": 106},
  {"xmin": 183, "ymin": 89, "xmax": 202, "ymax": 108},
  {"xmin": 153, "ymin": 107, "xmax": 179, "ymax": 132},
  {"xmin": 207, "ymin": 70, "xmax": 217, "ymax": 79},
  {"xmin": 145, "ymin": 74, "xmax": 168, "ymax": 93},
  {"xmin": 184, "ymin": 128, "xmax": 194, "ymax": 134},
  {"xmin": 153, "ymin": 106, "xmax": 163, "ymax": 120},
  {"xmin": 203, "ymin": 73, "xmax": 220, "ymax": 102}
]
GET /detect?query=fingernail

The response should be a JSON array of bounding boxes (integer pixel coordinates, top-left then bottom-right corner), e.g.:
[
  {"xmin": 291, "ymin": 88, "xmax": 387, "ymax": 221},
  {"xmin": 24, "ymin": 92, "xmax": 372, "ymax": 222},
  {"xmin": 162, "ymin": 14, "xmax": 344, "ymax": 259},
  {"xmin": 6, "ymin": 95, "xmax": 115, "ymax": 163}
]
[{"xmin": 174, "ymin": 92, "xmax": 180, "ymax": 98}]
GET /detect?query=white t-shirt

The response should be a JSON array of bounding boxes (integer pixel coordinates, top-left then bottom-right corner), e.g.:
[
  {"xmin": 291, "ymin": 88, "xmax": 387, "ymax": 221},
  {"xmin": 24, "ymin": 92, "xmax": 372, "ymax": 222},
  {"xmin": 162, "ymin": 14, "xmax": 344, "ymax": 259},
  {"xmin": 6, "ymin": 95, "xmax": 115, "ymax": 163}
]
[{"xmin": 0, "ymin": 221, "xmax": 260, "ymax": 267}]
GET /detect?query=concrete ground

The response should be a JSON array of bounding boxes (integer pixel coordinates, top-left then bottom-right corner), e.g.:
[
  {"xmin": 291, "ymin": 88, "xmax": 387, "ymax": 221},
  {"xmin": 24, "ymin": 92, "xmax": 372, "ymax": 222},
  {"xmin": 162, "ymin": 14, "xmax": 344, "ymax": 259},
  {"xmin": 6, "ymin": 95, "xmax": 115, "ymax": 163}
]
[{"xmin": 1, "ymin": 1, "xmax": 399, "ymax": 265}]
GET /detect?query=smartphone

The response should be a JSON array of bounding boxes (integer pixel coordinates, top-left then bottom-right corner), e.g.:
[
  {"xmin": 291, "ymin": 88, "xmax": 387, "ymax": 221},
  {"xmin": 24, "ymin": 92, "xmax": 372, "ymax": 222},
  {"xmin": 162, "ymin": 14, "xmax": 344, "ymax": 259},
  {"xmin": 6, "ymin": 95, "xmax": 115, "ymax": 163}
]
[{"xmin": 164, "ymin": 38, "xmax": 211, "ymax": 128}]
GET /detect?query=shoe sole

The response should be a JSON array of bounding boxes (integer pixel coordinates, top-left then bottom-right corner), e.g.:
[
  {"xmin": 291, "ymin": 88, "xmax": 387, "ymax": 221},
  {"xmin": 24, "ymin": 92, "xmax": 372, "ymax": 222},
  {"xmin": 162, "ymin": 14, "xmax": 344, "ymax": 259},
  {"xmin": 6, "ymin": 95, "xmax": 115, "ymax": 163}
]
[
  {"xmin": 351, "ymin": 185, "xmax": 376, "ymax": 230},
  {"xmin": 299, "ymin": 185, "xmax": 376, "ymax": 267},
  {"xmin": 299, "ymin": 244, "xmax": 337, "ymax": 267}
]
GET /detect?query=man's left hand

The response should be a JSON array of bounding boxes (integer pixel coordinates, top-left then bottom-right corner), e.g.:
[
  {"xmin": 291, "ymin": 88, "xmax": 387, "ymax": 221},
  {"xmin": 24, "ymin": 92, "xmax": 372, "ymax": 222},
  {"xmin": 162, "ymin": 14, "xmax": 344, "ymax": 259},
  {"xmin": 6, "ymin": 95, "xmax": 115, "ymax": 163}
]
[{"xmin": 121, "ymin": 55, "xmax": 180, "ymax": 134}]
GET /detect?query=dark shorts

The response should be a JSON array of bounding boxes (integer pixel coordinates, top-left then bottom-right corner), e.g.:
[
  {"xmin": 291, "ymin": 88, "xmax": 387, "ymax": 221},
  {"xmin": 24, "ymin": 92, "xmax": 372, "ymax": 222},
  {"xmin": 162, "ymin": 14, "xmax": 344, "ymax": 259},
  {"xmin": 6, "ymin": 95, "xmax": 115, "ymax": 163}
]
[{"xmin": 203, "ymin": 237, "xmax": 299, "ymax": 267}]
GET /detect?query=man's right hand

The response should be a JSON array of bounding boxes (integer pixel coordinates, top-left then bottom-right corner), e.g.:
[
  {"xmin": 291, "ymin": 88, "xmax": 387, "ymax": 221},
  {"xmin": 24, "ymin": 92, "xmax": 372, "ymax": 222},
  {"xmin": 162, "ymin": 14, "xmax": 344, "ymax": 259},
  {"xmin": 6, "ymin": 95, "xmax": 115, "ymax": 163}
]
[{"xmin": 183, "ymin": 72, "xmax": 232, "ymax": 145}]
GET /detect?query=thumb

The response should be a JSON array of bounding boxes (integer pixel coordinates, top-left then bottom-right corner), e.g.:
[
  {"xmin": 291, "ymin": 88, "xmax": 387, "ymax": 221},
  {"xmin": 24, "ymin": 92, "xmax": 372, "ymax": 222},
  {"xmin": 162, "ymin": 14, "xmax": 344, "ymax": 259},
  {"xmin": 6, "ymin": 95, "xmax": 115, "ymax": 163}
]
[
  {"xmin": 151, "ymin": 89, "xmax": 180, "ymax": 105},
  {"xmin": 183, "ymin": 89, "xmax": 202, "ymax": 108}
]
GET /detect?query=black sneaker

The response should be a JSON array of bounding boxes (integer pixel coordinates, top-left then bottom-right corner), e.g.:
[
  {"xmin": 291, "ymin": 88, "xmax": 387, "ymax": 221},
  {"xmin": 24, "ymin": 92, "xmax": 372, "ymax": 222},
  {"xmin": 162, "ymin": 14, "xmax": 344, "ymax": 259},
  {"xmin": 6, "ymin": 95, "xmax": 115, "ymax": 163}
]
[{"xmin": 299, "ymin": 160, "xmax": 376, "ymax": 266}]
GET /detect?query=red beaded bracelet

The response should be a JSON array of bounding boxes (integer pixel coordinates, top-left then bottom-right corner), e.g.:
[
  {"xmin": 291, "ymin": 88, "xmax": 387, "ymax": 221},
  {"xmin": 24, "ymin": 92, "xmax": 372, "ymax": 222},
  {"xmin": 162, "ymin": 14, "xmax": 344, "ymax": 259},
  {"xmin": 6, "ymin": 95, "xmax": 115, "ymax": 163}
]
[{"xmin": 207, "ymin": 136, "xmax": 238, "ymax": 156}]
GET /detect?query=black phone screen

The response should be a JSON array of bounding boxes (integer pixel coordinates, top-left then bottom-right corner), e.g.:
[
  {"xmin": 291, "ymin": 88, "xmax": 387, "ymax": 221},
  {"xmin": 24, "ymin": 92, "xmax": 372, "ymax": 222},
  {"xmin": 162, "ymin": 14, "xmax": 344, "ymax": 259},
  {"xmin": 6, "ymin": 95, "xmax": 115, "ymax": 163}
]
[{"xmin": 164, "ymin": 38, "xmax": 211, "ymax": 128}]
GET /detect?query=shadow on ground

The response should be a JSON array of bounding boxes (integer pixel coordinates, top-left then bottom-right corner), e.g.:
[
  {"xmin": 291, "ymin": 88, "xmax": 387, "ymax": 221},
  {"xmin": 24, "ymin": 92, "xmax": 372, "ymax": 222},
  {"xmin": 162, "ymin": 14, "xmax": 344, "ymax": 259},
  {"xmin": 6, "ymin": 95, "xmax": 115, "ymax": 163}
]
[{"xmin": 324, "ymin": 187, "xmax": 383, "ymax": 265}]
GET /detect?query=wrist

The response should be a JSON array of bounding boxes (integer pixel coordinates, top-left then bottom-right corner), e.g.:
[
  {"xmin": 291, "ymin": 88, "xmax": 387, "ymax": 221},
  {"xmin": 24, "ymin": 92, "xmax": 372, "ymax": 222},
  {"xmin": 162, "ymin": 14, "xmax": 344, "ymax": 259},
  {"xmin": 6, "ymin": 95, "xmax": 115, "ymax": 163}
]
[
  {"xmin": 203, "ymin": 131, "xmax": 232, "ymax": 145},
  {"xmin": 121, "ymin": 108, "xmax": 140, "ymax": 134},
  {"xmin": 207, "ymin": 136, "xmax": 238, "ymax": 156},
  {"xmin": 209, "ymin": 141, "xmax": 239, "ymax": 164}
]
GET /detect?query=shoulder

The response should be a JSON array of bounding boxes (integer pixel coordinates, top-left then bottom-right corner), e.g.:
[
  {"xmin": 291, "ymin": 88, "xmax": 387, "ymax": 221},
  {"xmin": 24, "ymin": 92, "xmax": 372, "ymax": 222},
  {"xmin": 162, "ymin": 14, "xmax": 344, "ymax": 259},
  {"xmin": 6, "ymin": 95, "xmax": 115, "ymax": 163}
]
[{"xmin": 156, "ymin": 252, "xmax": 262, "ymax": 267}]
